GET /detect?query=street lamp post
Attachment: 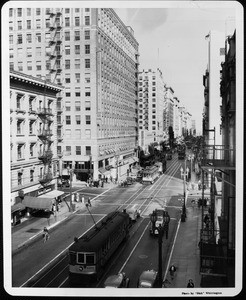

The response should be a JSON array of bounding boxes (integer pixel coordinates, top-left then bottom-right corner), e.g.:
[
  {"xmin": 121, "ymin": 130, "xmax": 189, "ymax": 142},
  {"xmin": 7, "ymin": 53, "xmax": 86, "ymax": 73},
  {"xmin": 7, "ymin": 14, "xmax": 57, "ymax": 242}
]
[
  {"xmin": 115, "ymin": 152, "xmax": 119, "ymax": 183},
  {"xmin": 150, "ymin": 212, "xmax": 164, "ymax": 288},
  {"xmin": 68, "ymin": 167, "xmax": 74, "ymax": 212},
  {"xmin": 180, "ymin": 161, "xmax": 189, "ymax": 222}
]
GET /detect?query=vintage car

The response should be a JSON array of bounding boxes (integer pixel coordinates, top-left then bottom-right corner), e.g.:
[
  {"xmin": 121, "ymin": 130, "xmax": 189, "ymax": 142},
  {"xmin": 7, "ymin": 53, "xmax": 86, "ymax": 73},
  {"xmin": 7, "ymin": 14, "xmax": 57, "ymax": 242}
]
[
  {"xmin": 104, "ymin": 272, "xmax": 130, "ymax": 288},
  {"xmin": 126, "ymin": 205, "xmax": 140, "ymax": 222},
  {"xmin": 137, "ymin": 270, "xmax": 158, "ymax": 288}
]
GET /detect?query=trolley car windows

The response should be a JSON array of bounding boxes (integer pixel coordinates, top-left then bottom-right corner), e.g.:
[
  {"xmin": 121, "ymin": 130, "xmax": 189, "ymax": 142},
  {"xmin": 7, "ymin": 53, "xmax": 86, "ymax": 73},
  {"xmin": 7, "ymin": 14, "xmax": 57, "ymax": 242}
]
[
  {"xmin": 77, "ymin": 253, "xmax": 85, "ymax": 264},
  {"xmin": 86, "ymin": 253, "xmax": 95, "ymax": 264},
  {"xmin": 77, "ymin": 252, "xmax": 95, "ymax": 264}
]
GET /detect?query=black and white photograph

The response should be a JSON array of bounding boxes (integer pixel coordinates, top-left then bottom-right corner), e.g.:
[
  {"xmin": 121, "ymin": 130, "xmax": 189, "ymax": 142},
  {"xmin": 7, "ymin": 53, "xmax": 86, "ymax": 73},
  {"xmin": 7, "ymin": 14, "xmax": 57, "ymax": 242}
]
[{"xmin": 2, "ymin": 0, "xmax": 244, "ymax": 297}]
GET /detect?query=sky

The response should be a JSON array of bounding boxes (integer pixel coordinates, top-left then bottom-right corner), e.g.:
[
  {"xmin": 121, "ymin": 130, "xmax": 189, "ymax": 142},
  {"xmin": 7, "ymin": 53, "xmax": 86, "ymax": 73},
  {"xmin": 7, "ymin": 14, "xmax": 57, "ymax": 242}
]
[{"xmin": 113, "ymin": 1, "xmax": 241, "ymax": 134}]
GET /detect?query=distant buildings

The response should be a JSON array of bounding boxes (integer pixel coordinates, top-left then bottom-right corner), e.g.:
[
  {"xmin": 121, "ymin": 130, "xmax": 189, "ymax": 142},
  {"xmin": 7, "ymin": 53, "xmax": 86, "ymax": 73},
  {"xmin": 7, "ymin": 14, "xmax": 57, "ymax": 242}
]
[
  {"xmin": 138, "ymin": 68, "xmax": 165, "ymax": 151},
  {"xmin": 9, "ymin": 7, "xmax": 139, "ymax": 183},
  {"xmin": 138, "ymin": 68, "xmax": 193, "ymax": 152}
]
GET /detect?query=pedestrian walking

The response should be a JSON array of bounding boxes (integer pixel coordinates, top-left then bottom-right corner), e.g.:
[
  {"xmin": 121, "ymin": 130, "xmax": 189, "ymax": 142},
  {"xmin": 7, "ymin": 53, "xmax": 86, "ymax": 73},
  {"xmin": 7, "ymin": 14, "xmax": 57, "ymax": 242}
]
[
  {"xmin": 76, "ymin": 192, "xmax": 79, "ymax": 202},
  {"xmin": 191, "ymin": 199, "xmax": 195, "ymax": 209},
  {"xmin": 88, "ymin": 197, "xmax": 92, "ymax": 207},
  {"xmin": 198, "ymin": 180, "xmax": 201, "ymax": 190},
  {"xmin": 52, "ymin": 203, "xmax": 56, "ymax": 214},
  {"xmin": 81, "ymin": 194, "xmax": 85, "ymax": 204},
  {"xmin": 43, "ymin": 227, "xmax": 50, "ymax": 243},
  {"xmin": 187, "ymin": 279, "xmax": 194, "ymax": 288},
  {"xmin": 169, "ymin": 264, "xmax": 176, "ymax": 280}
]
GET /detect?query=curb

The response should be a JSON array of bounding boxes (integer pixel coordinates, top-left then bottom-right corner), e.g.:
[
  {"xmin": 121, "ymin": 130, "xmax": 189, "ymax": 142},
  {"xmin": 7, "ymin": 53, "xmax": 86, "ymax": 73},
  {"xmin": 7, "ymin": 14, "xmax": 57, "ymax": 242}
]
[
  {"xmin": 13, "ymin": 210, "xmax": 77, "ymax": 255},
  {"xmin": 13, "ymin": 184, "xmax": 116, "ymax": 255}
]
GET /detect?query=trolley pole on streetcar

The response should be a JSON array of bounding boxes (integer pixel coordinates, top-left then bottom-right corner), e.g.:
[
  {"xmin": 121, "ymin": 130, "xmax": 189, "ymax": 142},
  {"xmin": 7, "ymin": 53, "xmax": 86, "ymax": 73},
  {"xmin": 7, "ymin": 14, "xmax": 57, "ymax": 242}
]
[{"xmin": 86, "ymin": 203, "xmax": 97, "ymax": 228}]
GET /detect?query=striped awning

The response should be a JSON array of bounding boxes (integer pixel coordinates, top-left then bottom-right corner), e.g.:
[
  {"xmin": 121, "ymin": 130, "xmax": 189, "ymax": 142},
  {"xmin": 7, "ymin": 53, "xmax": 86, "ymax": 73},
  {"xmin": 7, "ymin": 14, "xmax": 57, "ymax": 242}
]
[
  {"xmin": 11, "ymin": 202, "xmax": 25, "ymax": 214},
  {"xmin": 38, "ymin": 190, "xmax": 64, "ymax": 199},
  {"xmin": 98, "ymin": 168, "xmax": 111, "ymax": 176},
  {"xmin": 22, "ymin": 196, "xmax": 53, "ymax": 211}
]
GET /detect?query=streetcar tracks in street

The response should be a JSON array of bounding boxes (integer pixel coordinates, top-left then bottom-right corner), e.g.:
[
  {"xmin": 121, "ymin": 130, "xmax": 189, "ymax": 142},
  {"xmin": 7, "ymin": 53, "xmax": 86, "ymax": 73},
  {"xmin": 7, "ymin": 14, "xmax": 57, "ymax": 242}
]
[{"xmin": 23, "ymin": 154, "xmax": 185, "ymax": 288}]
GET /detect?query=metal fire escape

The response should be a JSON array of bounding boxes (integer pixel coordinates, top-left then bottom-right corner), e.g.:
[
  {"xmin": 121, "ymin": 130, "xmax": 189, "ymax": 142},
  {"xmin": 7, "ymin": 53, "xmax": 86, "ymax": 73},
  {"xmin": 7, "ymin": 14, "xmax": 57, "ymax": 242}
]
[
  {"xmin": 199, "ymin": 34, "xmax": 236, "ymax": 285},
  {"xmin": 37, "ymin": 8, "xmax": 63, "ymax": 185},
  {"xmin": 37, "ymin": 94, "xmax": 54, "ymax": 185},
  {"xmin": 199, "ymin": 139, "xmax": 235, "ymax": 281},
  {"xmin": 143, "ymin": 79, "xmax": 149, "ymax": 130}
]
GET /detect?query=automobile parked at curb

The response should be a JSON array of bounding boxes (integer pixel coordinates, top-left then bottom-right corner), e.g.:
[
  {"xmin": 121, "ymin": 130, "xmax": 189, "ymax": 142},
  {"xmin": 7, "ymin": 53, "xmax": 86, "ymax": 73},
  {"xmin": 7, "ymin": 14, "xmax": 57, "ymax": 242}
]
[
  {"xmin": 104, "ymin": 272, "xmax": 130, "ymax": 288},
  {"xmin": 137, "ymin": 270, "xmax": 158, "ymax": 288}
]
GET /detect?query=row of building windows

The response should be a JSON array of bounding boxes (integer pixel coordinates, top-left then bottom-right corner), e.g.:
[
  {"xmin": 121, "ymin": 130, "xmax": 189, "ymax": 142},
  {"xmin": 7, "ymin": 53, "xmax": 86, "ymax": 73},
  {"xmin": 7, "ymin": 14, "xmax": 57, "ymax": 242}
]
[
  {"xmin": 9, "ymin": 32, "xmax": 90, "ymax": 47},
  {"xmin": 65, "ymin": 115, "xmax": 91, "ymax": 125},
  {"xmin": 9, "ymin": 29, "xmax": 90, "ymax": 45},
  {"xmin": 9, "ymin": 17, "xmax": 91, "ymax": 32},
  {"xmin": 10, "ymin": 58, "xmax": 91, "ymax": 72},
  {"xmin": 9, "ymin": 7, "xmax": 90, "ymax": 18},
  {"xmin": 65, "ymin": 101, "xmax": 91, "ymax": 111},
  {"xmin": 64, "ymin": 145, "xmax": 91, "ymax": 156},
  {"xmin": 12, "ymin": 165, "xmax": 57, "ymax": 187},
  {"xmin": 139, "ymin": 93, "xmax": 157, "ymax": 97},
  {"xmin": 13, "ymin": 120, "xmax": 52, "ymax": 136},
  {"xmin": 12, "ymin": 142, "xmax": 93, "ymax": 161}
]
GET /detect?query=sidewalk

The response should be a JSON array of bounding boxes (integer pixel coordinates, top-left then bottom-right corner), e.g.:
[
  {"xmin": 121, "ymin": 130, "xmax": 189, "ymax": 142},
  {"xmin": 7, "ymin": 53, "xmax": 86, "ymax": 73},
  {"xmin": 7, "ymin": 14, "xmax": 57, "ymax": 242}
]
[
  {"xmin": 163, "ymin": 170, "xmax": 209, "ymax": 289},
  {"xmin": 164, "ymin": 204, "xmax": 202, "ymax": 288},
  {"xmin": 12, "ymin": 181, "xmax": 118, "ymax": 254}
]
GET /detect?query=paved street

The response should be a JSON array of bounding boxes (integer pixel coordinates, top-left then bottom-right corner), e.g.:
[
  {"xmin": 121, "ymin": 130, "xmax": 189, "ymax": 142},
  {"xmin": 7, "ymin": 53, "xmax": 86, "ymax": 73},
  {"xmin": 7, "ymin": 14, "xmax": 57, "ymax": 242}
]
[{"xmin": 9, "ymin": 154, "xmax": 210, "ymax": 296}]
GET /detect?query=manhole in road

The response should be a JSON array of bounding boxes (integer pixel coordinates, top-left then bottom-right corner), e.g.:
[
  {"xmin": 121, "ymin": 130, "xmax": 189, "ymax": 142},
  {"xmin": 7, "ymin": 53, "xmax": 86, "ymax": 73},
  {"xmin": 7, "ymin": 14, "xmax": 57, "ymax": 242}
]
[{"xmin": 139, "ymin": 254, "xmax": 148, "ymax": 259}]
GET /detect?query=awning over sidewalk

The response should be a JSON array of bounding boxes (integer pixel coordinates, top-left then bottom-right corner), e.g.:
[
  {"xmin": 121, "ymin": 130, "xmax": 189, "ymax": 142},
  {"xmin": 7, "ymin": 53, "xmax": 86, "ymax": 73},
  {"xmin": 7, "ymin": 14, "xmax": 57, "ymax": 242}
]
[
  {"xmin": 22, "ymin": 196, "xmax": 53, "ymax": 211},
  {"xmin": 128, "ymin": 157, "xmax": 138, "ymax": 164},
  {"xmin": 38, "ymin": 190, "xmax": 64, "ymax": 199},
  {"xmin": 98, "ymin": 168, "xmax": 111, "ymax": 176},
  {"xmin": 11, "ymin": 202, "xmax": 25, "ymax": 214}
]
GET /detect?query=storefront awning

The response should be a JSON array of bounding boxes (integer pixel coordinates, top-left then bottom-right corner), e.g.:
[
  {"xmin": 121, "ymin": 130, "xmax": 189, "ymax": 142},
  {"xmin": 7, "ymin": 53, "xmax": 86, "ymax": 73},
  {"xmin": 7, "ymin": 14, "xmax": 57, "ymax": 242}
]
[
  {"xmin": 11, "ymin": 202, "xmax": 25, "ymax": 214},
  {"xmin": 38, "ymin": 190, "xmax": 64, "ymax": 199},
  {"xmin": 22, "ymin": 196, "xmax": 53, "ymax": 211},
  {"xmin": 98, "ymin": 168, "xmax": 111, "ymax": 176}
]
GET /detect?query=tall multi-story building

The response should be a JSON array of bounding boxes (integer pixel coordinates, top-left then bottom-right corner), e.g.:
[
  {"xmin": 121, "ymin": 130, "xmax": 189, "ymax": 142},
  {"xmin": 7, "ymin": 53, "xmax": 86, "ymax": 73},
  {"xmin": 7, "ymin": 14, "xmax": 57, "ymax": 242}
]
[
  {"xmin": 10, "ymin": 71, "xmax": 62, "ymax": 225},
  {"xmin": 138, "ymin": 68, "xmax": 165, "ymax": 148},
  {"xmin": 203, "ymin": 30, "xmax": 226, "ymax": 147},
  {"xmin": 200, "ymin": 31, "xmax": 236, "ymax": 287},
  {"xmin": 191, "ymin": 119, "xmax": 196, "ymax": 136},
  {"xmin": 163, "ymin": 86, "xmax": 174, "ymax": 134},
  {"xmin": 9, "ymin": 7, "xmax": 139, "ymax": 182},
  {"xmin": 173, "ymin": 96, "xmax": 180, "ymax": 138}
]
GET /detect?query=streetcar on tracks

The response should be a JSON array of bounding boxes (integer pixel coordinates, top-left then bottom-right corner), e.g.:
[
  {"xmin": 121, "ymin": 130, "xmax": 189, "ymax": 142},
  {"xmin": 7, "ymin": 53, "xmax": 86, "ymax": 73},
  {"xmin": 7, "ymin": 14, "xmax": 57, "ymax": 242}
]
[
  {"xmin": 68, "ymin": 210, "xmax": 130, "ymax": 286},
  {"xmin": 177, "ymin": 144, "xmax": 186, "ymax": 159},
  {"xmin": 142, "ymin": 165, "xmax": 160, "ymax": 184}
]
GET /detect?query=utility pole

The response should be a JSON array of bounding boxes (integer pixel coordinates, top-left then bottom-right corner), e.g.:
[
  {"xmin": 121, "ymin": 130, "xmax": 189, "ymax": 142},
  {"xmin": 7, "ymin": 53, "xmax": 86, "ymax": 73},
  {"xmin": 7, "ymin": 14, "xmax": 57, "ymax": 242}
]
[
  {"xmin": 68, "ymin": 167, "xmax": 74, "ymax": 212},
  {"xmin": 180, "ymin": 159, "xmax": 189, "ymax": 222},
  {"xmin": 149, "ymin": 211, "xmax": 164, "ymax": 287}
]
